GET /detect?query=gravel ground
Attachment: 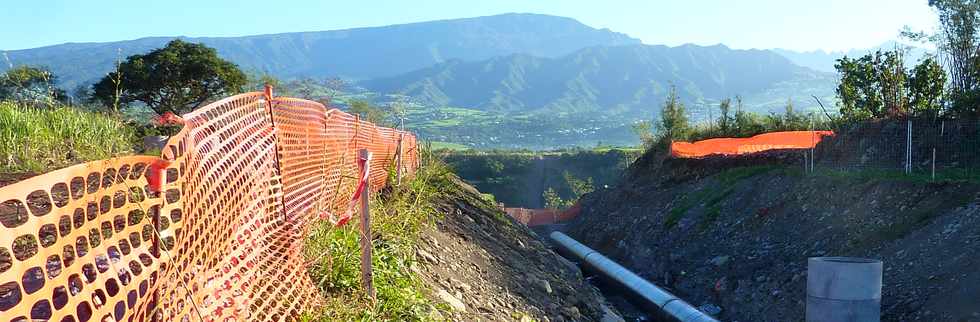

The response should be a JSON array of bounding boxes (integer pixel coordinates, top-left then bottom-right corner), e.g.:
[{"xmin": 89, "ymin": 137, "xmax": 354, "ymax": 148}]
[{"xmin": 417, "ymin": 177, "xmax": 624, "ymax": 322}]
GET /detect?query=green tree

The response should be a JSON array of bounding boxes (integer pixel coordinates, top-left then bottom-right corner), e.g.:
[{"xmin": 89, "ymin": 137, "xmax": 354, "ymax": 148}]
[
  {"xmin": 836, "ymin": 53, "xmax": 884, "ymax": 119},
  {"xmin": 731, "ymin": 96, "xmax": 762, "ymax": 135},
  {"xmin": 541, "ymin": 172, "xmax": 594, "ymax": 210},
  {"xmin": 656, "ymin": 86, "xmax": 690, "ymax": 142},
  {"xmin": 930, "ymin": 0, "xmax": 980, "ymax": 115},
  {"xmin": 92, "ymin": 40, "xmax": 247, "ymax": 115},
  {"xmin": 390, "ymin": 98, "xmax": 409, "ymax": 129},
  {"xmin": 483, "ymin": 158, "xmax": 504, "ymax": 176},
  {"xmin": 878, "ymin": 50, "xmax": 909, "ymax": 115},
  {"xmin": 563, "ymin": 171, "xmax": 594, "ymax": 198},
  {"xmin": 246, "ymin": 71, "xmax": 282, "ymax": 93},
  {"xmin": 286, "ymin": 78, "xmax": 319, "ymax": 99},
  {"xmin": 909, "ymin": 56, "xmax": 948, "ymax": 116},
  {"xmin": 717, "ymin": 98, "xmax": 732, "ymax": 134},
  {"xmin": 783, "ymin": 98, "xmax": 809, "ymax": 126},
  {"xmin": 630, "ymin": 120, "xmax": 655, "ymax": 149},
  {"xmin": 542, "ymin": 188, "xmax": 569, "ymax": 210},
  {"xmin": 348, "ymin": 99, "xmax": 389, "ymax": 125},
  {"xmin": 0, "ymin": 66, "xmax": 65, "ymax": 106},
  {"xmin": 834, "ymin": 50, "xmax": 942, "ymax": 119}
]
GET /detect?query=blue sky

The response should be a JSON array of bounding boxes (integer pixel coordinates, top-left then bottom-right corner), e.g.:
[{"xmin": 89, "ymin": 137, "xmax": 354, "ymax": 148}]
[{"xmin": 1, "ymin": 0, "xmax": 936, "ymax": 52}]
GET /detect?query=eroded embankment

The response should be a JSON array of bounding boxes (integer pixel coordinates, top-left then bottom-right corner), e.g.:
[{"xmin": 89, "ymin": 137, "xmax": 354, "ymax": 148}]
[
  {"xmin": 565, "ymin": 151, "xmax": 980, "ymax": 321},
  {"xmin": 304, "ymin": 157, "xmax": 622, "ymax": 321},
  {"xmin": 418, "ymin": 176, "xmax": 622, "ymax": 321}
]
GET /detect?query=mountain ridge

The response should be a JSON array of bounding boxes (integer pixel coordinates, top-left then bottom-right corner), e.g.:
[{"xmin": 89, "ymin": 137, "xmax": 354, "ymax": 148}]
[
  {"xmin": 361, "ymin": 43, "xmax": 836, "ymax": 114},
  {"xmin": 1, "ymin": 13, "xmax": 640, "ymax": 88}
]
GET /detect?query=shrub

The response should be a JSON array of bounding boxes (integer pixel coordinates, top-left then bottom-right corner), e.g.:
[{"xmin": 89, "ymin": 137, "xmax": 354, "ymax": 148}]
[{"xmin": 303, "ymin": 151, "xmax": 453, "ymax": 320}]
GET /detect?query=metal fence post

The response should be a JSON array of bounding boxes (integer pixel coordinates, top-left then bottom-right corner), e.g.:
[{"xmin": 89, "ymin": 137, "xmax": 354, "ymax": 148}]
[
  {"xmin": 933, "ymin": 120, "xmax": 944, "ymax": 180},
  {"xmin": 932, "ymin": 120, "xmax": 938, "ymax": 180},
  {"xmin": 810, "ymin": 114, "xmax": 815, "ymax": 172},
  {"xmin": 358, "ymin": 149, "xmax": 376, "ymax": 300},
  {"xmin": 906, "ymin": 119, "xmax": 912, "ymax": 175}
]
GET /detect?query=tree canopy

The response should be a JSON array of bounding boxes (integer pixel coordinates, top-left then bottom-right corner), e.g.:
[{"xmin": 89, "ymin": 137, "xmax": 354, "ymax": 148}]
[
  {"xmin": 924, "ymin": 0, "xmax": 980, "ymax": 116},
  {"xmin": 835, "ymin": 50, "xmax": 946, "ymax": 119},
  {"xmin": 348, "ymin": 100, "xmax": 390, "ymax": 125},
  {"xmin": 0, "ymin": 66, "xmax": 65, "ymax": 106},
  {"xmin": 92, "ymin": 40, "xmax": 247, "ymax": 115},
  {"xmin": 656, "ymin": 86, "xmax": 690, "ymax": 142}
]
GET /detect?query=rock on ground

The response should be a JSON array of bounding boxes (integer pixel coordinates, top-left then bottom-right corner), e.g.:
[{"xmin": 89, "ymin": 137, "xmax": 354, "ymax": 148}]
[{"xmin": 417, "ymin": 177, "xmax": 621, "ymax": 321}]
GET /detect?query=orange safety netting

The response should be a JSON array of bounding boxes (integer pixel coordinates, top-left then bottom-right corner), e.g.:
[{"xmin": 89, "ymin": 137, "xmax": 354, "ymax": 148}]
[
  {"xmin": 0, "ymin": 92, "xmax": 418, "ymax": 321},
  {"xmin": 504, "ymin": 204, "xmax": 579, "ymax": 226},
  {"xmin": 670, "ymin": 131, "xmax": 834, "ymax": 158}
]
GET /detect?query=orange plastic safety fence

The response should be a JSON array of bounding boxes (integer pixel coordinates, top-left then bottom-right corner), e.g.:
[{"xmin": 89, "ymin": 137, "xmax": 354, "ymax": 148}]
[
  {"xmin": 670, "ymin": 130, "xmax": 834, "ymax": 158},
  {"xmin": 503, "ymin": 205, "xmax": 579, "ymax": 226},
  {"xmin": 0, "ymin": 92, "xmax": 418, "ymax": 321}
]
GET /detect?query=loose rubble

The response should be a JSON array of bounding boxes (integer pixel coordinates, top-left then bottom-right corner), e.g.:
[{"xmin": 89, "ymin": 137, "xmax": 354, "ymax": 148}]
[{"xmin": 417, "ymin": 177, "xmax": 622, "ymax": 321}]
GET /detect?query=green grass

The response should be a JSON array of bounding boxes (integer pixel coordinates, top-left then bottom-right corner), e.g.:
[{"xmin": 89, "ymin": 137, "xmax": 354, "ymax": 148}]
[
  {"xmin": 0, "ymin": 101, "xmax": 135, "ymax": 172},
  {"xmin": 808, "ymin": 167, "xmax": 980, "ymax": 184},
  {"xmin": 303, "ymin": 151, "xmax": 456, "ymax": 321},
  {"xmin": 591, "ymin": 146, "xmax": 642, "ymax": 153},
  {"xmin": 428, "ymin": 141, "xmax": 470, "ymax": 151}
]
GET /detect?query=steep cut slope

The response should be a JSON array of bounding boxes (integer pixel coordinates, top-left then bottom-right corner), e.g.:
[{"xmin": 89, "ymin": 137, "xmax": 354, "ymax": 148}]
[
  {"xmin": 1, "ymin": 13, "xmax": 639, "ymax": 88},
  {"xmin": 362, "ymin": 44, "xmax": 836, "ymax": 113},
  {"xmin": 565, "ymin": 146, "xmax": 980, "ymax": 321},
  {"xmin": 417, "ymin": 176, "xmax": 622, "ymax": 321},
  {"xmin": 304, "ymin": 156, "xmax": 622, "ymax": 321}
]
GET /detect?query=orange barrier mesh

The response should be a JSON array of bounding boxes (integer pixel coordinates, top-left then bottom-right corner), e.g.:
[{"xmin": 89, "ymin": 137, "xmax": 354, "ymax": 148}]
[
  {"xmin": 504, "ymin": 204, "xmax": 579, "ymax": 226},
  {"xmin": 670, "ymin": 131, "xmax": 834, "ymax": 158},
  {"xmin": 0, "ymin": 92, "xmax": 418, "ymax": 321}
]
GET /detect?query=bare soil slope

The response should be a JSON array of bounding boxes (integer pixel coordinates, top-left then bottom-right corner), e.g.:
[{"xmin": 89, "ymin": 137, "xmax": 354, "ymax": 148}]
[
  {"xmin": 566, "ymin": 150, "xmax": 980, "ymax": 321},
  {"xmin": 419, "ymin": 176, "xmax": 622, "ymax": 321}
]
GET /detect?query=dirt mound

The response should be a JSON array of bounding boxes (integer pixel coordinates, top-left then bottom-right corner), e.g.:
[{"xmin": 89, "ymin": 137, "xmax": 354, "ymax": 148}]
[
  {"xmin": 418, "ymin": 177, "xmax": 622, "ymax": 321},
  {"xmin": 566, "ymin": 151, "xmax": 980, "ymax": 321}
]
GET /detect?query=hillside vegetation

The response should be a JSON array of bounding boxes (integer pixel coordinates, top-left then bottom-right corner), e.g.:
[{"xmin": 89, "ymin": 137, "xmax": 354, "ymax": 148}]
[
  {"xmin": 3, "ymin": 13, "xmax": 843, "ymax": 149},
  {"xmin": 443, "ymin": 148, "xmax": 639, "ymax": 208},
  {"xmin": 303, "ymin": 153, "xmax": 619, "ymax": 321},
  {"xmin": 0, "ymin": 101, "xmax": 134, "ymax": 173},
  {"xmin": 363, "ymin": 44, "xmax": 835, "ymax": 114}
]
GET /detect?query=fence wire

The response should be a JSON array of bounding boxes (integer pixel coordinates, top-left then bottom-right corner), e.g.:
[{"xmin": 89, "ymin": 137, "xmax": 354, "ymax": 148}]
[
  {"xmin": 0, "ymin": 92, "xmax": 418, "ymax": 321},
  {"xmin": 810, "ymin": 117, "xmax": 980, "ymax": 178}
]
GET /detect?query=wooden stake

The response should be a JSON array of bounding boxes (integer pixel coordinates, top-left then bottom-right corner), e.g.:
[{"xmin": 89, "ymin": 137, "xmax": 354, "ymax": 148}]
[
  {"xmin": 396, "ymin": 134, "xmax": 403, "ymax": 186},
  {"xmin": 358, "ymin": 149, "xmax": 376, "ymax": 300}
]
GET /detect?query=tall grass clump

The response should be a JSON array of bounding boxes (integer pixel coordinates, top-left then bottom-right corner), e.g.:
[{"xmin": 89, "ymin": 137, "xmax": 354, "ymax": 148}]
[
  {"xmin": 303, "ymin": 150, "xmax": 455, "ymax": 321},
  {"xmin": 0, "ymin": 101, "xmax": 135, "ymax": 172}
]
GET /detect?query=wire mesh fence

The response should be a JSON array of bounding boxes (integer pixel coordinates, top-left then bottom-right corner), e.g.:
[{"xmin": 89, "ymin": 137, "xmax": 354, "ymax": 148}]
[{"xmin": 811, "ymin": 117, "xmax": 980, "ymax": 180}]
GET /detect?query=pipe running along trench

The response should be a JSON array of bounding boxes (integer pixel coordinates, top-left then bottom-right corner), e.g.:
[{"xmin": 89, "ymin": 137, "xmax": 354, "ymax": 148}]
[{"xmin": 549, "ymin": 232, "xmax": 719, "ymax": 322}]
